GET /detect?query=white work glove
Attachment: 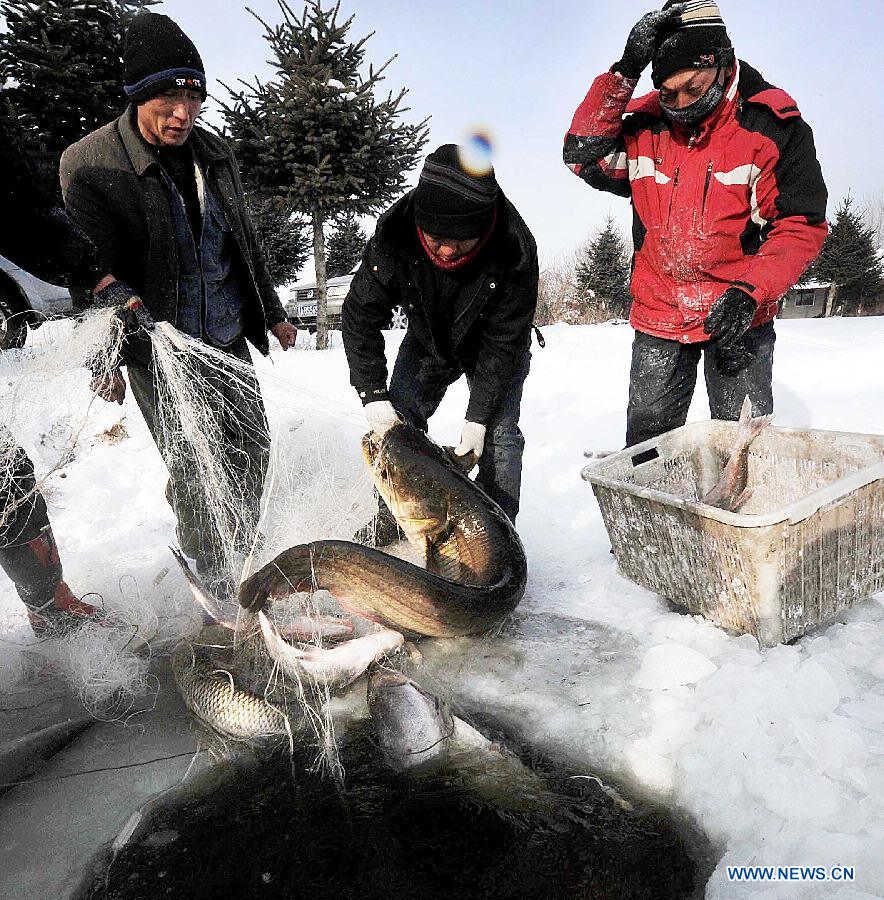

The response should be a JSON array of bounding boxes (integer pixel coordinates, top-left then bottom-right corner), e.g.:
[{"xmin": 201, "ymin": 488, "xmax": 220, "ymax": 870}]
[
  {"xmin": 454, "ymin": 421, "xmax": 486, "ymax": 459},
  {"xmin": 364, "ymin": 400, "xmax": 400, "ymax": 435}
]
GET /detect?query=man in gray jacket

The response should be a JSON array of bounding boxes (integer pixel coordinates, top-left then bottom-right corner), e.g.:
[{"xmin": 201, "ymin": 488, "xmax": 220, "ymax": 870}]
[{"xmin": 60, "ymin": 12, "xmax": 297, "ymax": 584}]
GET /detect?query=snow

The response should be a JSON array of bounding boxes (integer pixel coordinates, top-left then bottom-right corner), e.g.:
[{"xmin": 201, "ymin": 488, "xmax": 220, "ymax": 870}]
[{"xmin": 2, "ymin": 315, "xmax": 883, "ymax": 897}]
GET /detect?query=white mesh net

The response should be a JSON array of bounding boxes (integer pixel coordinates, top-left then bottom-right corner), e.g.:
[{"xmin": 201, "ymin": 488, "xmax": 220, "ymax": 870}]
[{"xmin": 0, "ymin": 312, "xmax": 382, "ymax": 776}]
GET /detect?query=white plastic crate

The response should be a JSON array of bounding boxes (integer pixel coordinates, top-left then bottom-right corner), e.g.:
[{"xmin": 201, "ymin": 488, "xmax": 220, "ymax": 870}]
[{"xmin": 582, "ymin": 422, "xmax": 884, "ymax": 646}]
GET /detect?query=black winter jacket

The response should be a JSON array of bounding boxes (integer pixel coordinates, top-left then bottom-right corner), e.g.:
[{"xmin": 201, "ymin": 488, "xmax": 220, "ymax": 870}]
[
  {"xmin": 59, "ymin": 107, "xmax": 287, "ymax": 364},
  {"xmin": 342, "ymin": 191, "xmax": 538, "ymax": 425}
]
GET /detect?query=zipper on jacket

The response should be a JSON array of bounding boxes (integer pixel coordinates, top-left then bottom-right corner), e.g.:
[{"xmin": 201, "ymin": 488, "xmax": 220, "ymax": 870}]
[
  {"xmin": 666, "ymin": 166, "xmax": 680, "ymax": 226},
  {"xmin": 701, "ymin": 162, "xmax": 714, "ymax": 219},
  {"xmin": 451, "ymin": 276, "xmax": 490, "ymax": 331}
]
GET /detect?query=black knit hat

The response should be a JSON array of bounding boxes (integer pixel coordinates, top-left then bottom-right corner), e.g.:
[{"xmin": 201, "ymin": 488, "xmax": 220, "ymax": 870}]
[
  {"xmin": 651, "ymin": 1, "xmax": 734, "ymax": 88},
  {"xmin": 413, "ymin": 144, "xmax": 499, "ymax": 239},
  {"xmin": 123, "ymin": 12, "xmax": 206, "ymax": 104}
]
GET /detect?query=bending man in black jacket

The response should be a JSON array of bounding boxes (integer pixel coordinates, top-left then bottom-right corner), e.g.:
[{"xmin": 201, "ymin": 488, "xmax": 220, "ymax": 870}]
[{"xmin": 343, "ymin": 144, "xmax": 538, "ymax": 543}]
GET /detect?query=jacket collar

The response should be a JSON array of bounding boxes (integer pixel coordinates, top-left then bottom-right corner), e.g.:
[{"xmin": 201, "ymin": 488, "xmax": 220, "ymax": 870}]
[
  {"xmin": 117, "ymin": 104, "xmax": 228, "ymax": 176},
  {"xmin": 684, "ymin": 60, "xmax": 740, "ymax": 143}
]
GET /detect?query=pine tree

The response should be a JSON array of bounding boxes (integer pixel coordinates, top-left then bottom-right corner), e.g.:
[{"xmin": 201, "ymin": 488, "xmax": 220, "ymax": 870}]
[
  {"xmin": 218, "ymin": 0, "xmax": 429, "ymax": 349},
  {"xmin": 807, "ymin": 196, "xmax": 884, "ymax": 315},
  {"xmin": 0, "ymin": 0, "xmax": 153, "ymax": 199},
  {"xmin": 244, "ymin": 195, "xmax": 309, "ymax": 287},
  {"xmin": 574, "ymin": 216, "xmax": 632, "ymax": 319},
  {"xmin": 326, "ymin": 212, "xmax": 366, "ymax": 277}
]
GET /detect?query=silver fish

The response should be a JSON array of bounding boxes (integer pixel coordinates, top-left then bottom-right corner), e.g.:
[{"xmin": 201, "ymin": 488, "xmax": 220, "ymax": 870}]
[{"xmin": 258, "ymin": 612, "xmax": 404, "ymax": 692}]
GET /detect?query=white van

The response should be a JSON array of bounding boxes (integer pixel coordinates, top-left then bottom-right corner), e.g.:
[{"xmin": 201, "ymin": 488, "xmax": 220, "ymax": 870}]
[
  {"xmin": 0, "ymin": 254, "xmax": 72, "ymax": 350},
  {"xmin": 283, "ymin": 273, "xmax": 408, "ymax": 332}
]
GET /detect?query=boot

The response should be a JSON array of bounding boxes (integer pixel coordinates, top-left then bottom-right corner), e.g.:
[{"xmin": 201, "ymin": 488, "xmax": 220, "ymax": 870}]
[
  {"xmin": 0, "ymin": 527, "xmax": 96, "ymax": 637},
  {"xmin": 352, "ymin": 495, "xmax": 403, "ymax": 548},
  {"xmin": 27, "ymin": 580, "xmax": 98, "ymax": 637}
]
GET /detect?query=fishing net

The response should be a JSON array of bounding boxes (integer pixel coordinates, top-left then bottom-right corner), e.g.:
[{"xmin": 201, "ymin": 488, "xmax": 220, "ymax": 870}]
[{"xmin": 0, "ymin": 311, "xmax": 384, "ymax": 777}]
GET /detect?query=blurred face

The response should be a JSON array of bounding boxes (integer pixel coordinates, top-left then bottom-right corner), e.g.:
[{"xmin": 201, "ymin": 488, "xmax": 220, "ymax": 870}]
[
  {"xmin": 136, "ymin": 88, "xmax": 202, "ymax": 146},
  {"xmin": 659, "ymin": 68, "xmax": 719, "ymax": 109},
  {"xmin": 420, "ymin": 232, "xmax": 480, "ymax": 261}
]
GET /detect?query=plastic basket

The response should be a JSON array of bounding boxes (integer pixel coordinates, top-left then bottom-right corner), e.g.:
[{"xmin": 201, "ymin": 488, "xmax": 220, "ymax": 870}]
[{"xmin": 582, "ymin": 422, "xmax": 884, "ymax": 646}]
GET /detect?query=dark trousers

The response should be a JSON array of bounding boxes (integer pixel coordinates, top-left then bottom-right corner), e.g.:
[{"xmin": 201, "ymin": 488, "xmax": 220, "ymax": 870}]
[
  {"xmin": 625, "ymin": 322, "xmax": 776, "ymax": 447},
  {"xmin": 0, "ymin": 431, "xmax": 58, "ymax": 611},
  {"xmin": 126, "ymin": 339, "xmax": 270, "ymax": 573},
  {"xmin": 388, "ymin": 334, "xmax": 530, "ymax": 521}
]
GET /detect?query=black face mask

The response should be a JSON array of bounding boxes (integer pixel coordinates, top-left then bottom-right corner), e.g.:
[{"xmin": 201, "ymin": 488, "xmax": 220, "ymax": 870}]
[{"xmin": 661, "ymin": 68, "xmax": 726, "ymax": 128}]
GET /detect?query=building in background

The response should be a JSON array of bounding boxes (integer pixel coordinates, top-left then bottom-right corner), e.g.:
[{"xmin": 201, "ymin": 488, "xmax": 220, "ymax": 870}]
[{"xmin": 778, "ymin": 281, "xmax": 836, "ymax": 320}]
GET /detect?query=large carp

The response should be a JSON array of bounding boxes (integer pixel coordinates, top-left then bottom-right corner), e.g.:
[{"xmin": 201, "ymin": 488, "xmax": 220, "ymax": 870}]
[{"xmin": 239, "ymin": 422, "xmax": 527, "ymax": 637}]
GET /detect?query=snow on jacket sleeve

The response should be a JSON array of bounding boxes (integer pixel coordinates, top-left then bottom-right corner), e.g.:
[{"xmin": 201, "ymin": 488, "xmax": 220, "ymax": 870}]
[
  {"xmin": 465, "ymin": 247, "xmax": 539, "ymax": 425},
  {"xmin": 563, "ymin": 70, "xmax": 638, "ymax": 198},
  {"xmin": 735, "ymin": 114, "xmax": 828, "ymax": 305},
  {"xmin": 341, "ymin": 239, "xmax": 400, "ymax": 404}
]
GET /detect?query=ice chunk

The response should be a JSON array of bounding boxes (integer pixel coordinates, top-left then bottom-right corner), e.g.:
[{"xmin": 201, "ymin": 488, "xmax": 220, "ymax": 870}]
[
  {"xmin": 743, "ymin": 760, "xmax": 842, "ymax": 823},
  {"xmin": 632, "ymin": 642, "xmax": 717, "ymax": 688}
]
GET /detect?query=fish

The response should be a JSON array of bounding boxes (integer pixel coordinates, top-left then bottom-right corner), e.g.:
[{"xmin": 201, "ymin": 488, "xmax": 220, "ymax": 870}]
[
  {"xmin": 238, "ymin": 422, "xmax": 527, "ymax": 638},
  {"xmin": 258, "ymin": 612, "xmax": 404, "ymax": 692},
  {"xmin": 171, "ymin": 546, "xmax": 355, "ymax": 644},
  {"xmin": 0, "ymin": 717, "xmax": 93, "ymax": 796},
  {"xmin": 702, "ymin": 395, "xmax": 772, "ymax": 512},
  {"xmin": 366, "ymin": 668, "xmax": 564, "ymax": 820},
  {"xmin": 366, "ymin": 668, "xmax": 454, "ymax": 774},
  {"xmin": 170, "ymin": 640, "xmax": 292, "ymax": 741}
]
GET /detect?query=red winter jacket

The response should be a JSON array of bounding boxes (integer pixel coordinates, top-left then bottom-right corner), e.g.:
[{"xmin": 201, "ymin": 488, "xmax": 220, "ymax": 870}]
[{"xmin": 564, "ymin": 61, "xmax": 827, "ymax": 342}]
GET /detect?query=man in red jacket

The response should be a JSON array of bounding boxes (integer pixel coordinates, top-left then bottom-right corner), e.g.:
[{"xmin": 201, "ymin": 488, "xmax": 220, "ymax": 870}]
[{"xmin": 564, "ymin": 1, "xmax": 827, "ymax": 445}]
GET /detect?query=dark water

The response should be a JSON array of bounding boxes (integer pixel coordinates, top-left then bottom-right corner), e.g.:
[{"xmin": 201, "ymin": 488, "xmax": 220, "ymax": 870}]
[{"xmin": 74, "ymin": 724, "xmax": 702, "ymax": 900}]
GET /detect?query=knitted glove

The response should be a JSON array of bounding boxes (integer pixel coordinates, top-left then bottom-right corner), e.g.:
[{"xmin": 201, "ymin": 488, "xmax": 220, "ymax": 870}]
[
  {"xmin": 365, "ymin": 400, "xmax": 400, "ymax": 436},
  {"xmin": 92, "ymin": 280, "xmax": 154, "ymax": 333},
  {"xmin": 614, "ymin": 4, "xmax": 687, "ymax": 78},
  {"xmin": 704, "ymin": 286, "xmax": 758, "ymax": 349},
  {"xmin": 454, "ymin": 421, "xmax": 487, "ymax": 460}
]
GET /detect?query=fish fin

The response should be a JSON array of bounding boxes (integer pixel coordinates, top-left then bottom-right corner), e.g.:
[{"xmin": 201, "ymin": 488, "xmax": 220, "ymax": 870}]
[
  {"xmin": 425, "ymin": 521, "xmax": 467, "ymax": 582},
  {"xmin": 443, "ymin": 445, "xmax": 479, "ymax": 473},
  {"xmin": 738, "ymin": 394, "xmax": 752, "ymax": 425}
]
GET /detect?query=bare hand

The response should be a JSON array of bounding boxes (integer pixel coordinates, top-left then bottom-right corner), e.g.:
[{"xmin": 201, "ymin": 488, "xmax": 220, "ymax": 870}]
[
  {"xmin": 90, "ymin": 369, "xmax": 126, "ymax": 405},
  {"xmin": 271, "ymin": 321, "xmax": 298, "ymax": 351}
]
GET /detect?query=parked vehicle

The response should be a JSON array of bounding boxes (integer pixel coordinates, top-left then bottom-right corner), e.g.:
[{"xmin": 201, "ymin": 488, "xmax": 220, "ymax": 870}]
[
  {"xmin": 0, "ymin": 254, "xmax": 73, "ymax": 350},
  {"xmin": 284, "ymin": 273, "xmax": 407, "ymax": 332}
]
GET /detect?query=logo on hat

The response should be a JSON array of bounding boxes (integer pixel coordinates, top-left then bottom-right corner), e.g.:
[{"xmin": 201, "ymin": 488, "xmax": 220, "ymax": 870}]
[{"xmin": 698, "ymin": 53, "xmax": 716, "ymax": 65}]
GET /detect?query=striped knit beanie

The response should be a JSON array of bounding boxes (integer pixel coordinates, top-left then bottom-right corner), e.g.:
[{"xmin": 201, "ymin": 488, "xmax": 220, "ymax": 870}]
[
  {"xmin": 413, "ymin": 144, "xmax": 499, "ymax": 239},
  {"xmin": 651, "ymin": 1, "xmax": 734, "ymax": 88},
  {"xmin": 123, "ymin": 12, "xmax": 207, "ymax": 104}
]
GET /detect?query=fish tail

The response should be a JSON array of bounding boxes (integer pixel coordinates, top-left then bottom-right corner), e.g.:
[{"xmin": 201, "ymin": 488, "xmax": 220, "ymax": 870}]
[
  {"xmin": 238, "ymin": 544, "xmax": 316, "ymax": 613},
  {"xmin": 170, "ymin": 546, "xmax": 224, "ymax": 627},
  {"xmin": 736, "ymin": 395, "xmax": 772, "ymax": 443}
]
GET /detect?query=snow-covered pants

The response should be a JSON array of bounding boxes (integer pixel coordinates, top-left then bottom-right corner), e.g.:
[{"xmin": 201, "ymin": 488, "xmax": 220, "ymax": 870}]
[
  {"xmin": 389, "ymin": 334, "xmax": 530, "ymax": 522},
  {"xmin": 625, "ymin": 322, "xmax": 775, "ymax": 447}
]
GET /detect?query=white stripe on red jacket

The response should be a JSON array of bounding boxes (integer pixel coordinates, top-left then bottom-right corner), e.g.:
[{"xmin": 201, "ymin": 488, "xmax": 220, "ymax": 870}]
[{"xmin": 564, "ymin": 60, "xmax": 827, "ymax": 342}]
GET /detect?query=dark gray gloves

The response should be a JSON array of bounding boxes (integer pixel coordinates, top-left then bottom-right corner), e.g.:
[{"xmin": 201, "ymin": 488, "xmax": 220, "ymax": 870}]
[
  {"xmin": 92, "ymin": 280, "xmax": 154, "ymax": 334},
  {"xmin": 704, "ymin": 286, "xmax": 759, "ymax": 376},
  {"xmin": 614, "ymin": 4, "xmax": 687, "ymax": 79}
]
